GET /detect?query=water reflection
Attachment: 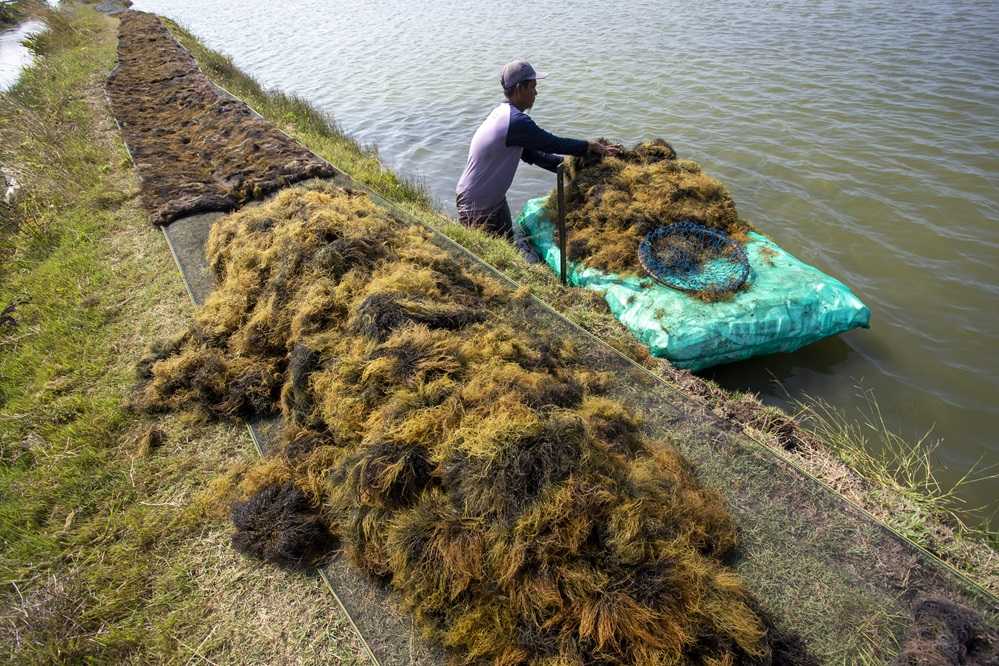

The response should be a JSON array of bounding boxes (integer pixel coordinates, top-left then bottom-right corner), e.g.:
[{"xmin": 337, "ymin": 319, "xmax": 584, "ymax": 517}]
[{"xmin": 708, "ymin": 336, "xmax": 854, "ymax": 393}]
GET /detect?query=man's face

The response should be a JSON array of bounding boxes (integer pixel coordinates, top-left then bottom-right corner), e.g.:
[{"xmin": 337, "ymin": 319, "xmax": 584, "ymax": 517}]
[{"xmin": 513, "ymin": 79, "xmax": 537, "ymax": 110}]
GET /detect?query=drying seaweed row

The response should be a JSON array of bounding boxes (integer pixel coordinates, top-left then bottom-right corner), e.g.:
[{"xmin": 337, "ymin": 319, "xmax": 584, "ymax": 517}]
[
  {"xmin": 106, "ymin": 11, "xmax": 333, "ymax": 225},
  {"xmin": 553, "ymin": 139, "xmax": 752, "ymax": 284},
  {"xmin": 133, "ymin": 183, "xmax": 817, "ymax": 665}
]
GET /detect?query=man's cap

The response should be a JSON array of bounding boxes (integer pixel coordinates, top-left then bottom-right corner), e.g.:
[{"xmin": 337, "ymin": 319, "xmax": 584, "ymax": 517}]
[{"xmin": 501, "ymin": 61, "xmax": 547, "ymax": 90}]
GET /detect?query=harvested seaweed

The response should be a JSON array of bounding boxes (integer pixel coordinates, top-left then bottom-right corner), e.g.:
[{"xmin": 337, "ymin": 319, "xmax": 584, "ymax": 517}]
[
  {"xmin": 138, "ymin": 183, "xmax": 808, "ymax": 664},
  {"xmin": 554, "ymin": 139, "xmax": 752, "ymax": 282},
  {"xmin": 106, "ymin": 11, "xmax": 333, "ymax": 224},
  {"xmin": 231, "ymin": 482, "xmax": 336, "ymax": 570},
  {"xmin": 892, "ymin": 596, "xmax": 998, "ymax": 666}
]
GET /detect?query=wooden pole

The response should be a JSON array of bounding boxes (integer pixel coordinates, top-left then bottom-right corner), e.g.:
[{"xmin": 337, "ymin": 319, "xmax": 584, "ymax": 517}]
[{"xmin": 556, "ymin": 162, "xmax": 567, "ymax": 286}]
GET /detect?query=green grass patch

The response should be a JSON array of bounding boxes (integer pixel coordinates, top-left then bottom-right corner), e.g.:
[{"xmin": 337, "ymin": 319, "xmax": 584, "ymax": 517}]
[
  {"xmin": 793, "ymin": 391, "xmax": 999, "ymax": 577},
  {"xmin": 0, "ymin": 5, "xmax": 366, "ymax": 662},
  {"xmin": 0, "ymin": 7, "xmax": 202, "ymax": 659}
]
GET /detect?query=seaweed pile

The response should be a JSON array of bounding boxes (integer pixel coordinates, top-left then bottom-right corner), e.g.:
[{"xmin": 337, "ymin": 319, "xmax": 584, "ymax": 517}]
[
  {"xmin": 557, "ymin": 140, "xmax": 752, "ymax": 279},
  {"xmin": 230, "ymin": 482, "xmax": 336, "ymax": 571},
  {"xmin": 892, "ymin": 596, "xmax": 997, "ymax": 666},
  {"xmin": 106, "ymin": 11, "xmax": 333, "ymax": 225},
  {"xmin": 135, "ymin": 184, "xmax": 809, "ymax": 664}
]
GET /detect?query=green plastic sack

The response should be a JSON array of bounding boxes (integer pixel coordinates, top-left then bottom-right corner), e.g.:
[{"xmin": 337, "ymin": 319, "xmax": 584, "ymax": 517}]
[{"xmin": 515, "ymin": 197, "xmax": 870, "ymax": 371}]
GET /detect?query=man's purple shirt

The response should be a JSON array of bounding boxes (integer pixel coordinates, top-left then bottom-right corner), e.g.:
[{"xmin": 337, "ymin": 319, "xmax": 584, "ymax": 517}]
[{"xmin": 456, "ymin": 101, "xmax": 588, "ymax": 213}]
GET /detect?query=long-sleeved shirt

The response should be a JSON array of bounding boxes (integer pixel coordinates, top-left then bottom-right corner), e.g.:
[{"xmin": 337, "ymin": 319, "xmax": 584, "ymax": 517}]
[{"xmin": 455, "ymin": 102, "xmax": 589, "ymax": 213}]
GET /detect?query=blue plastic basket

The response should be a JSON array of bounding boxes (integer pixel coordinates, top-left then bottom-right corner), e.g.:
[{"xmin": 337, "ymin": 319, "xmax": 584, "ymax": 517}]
[{"xmin": 638, "ymin": 221, "xmax": 750, "ymax": 296}]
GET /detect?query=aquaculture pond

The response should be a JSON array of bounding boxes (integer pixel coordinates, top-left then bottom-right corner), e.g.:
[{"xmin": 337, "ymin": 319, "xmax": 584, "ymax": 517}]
[
  {"xmin": 0, "ymin": 19, "xmax": 44, "ymax": 91},
  {"xmin": 131, "ymin": 0, "xmax": 999, "ymax": 517}
]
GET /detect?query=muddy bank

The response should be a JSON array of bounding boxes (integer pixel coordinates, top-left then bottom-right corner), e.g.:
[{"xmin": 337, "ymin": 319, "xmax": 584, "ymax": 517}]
[{"xmin": 106, "ymin": 11, "xmax": 332, "ymax": 225}]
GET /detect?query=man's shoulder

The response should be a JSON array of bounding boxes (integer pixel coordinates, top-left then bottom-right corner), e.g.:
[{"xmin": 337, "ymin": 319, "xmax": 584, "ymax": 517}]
[
  {"xmin": 507, "ymin": 104, "xmax": 530, "ymax": 122},
  {"xmin": 506, "ymin": 106, "xmax": 540, "ymax": 137},
  {"xmin": 489, "ymin": 101, "xmax": 512, "ymax": 116},
  {"xmin": 477, "ymin": 102, "xmax": 511, "ymax": 128}
]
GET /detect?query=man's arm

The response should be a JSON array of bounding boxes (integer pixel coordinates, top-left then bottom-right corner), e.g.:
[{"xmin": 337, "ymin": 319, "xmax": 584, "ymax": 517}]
[
  {"xmin": 521, "ymin": 148, "xmax": 563, "ymax": 173},
  {"xmin": 506, "ymin": 109, "xmax": 589, "ymax": 158}
]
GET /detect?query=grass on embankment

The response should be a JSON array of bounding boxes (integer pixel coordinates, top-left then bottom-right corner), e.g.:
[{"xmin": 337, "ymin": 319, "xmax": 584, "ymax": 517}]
[
  {"xmin": 0, "ymin": 1, "xmax": 26, "ymax": 28},
  {"xmin": 164, "ymin": 18, "xmax": 999, "ymax": 594},
  {"xmin": 0, "ymin": 5, "xmax": 367, "ymax": 662}
]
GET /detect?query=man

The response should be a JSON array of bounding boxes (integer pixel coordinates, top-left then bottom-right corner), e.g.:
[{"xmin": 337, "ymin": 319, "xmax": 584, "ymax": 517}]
[{"xmin": 455, "ymin": 60, "xmax": 616, "ymax": 255}]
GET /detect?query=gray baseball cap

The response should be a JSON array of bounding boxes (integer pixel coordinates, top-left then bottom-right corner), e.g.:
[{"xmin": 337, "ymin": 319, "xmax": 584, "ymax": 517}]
[{"xmin": 500, "ymin": 61, "xmax": 547, "ymax": 90}]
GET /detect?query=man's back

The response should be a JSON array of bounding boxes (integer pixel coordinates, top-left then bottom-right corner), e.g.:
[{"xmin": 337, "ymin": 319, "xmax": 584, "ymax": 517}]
[{"xmin": 455, "ymin": 102, "xmax": 523, "ymax": 214}]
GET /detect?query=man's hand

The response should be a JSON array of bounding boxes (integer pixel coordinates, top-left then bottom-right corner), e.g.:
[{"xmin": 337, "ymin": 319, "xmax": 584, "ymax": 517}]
[{"xmin": 588, "ymin": 141, "xmax": 622, "ymax": 157}]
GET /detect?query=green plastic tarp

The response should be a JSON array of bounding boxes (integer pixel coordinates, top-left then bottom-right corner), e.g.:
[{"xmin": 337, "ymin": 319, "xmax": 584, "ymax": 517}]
[{"xmin": 515, "ymin": 196, "xmax": 870, "ymax": 371}]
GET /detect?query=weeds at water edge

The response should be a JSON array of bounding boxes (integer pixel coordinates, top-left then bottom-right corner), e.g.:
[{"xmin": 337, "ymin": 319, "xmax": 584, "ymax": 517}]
[{"xmin": 793, "ymin": 387, "xmax": 999, "ymax": 551}]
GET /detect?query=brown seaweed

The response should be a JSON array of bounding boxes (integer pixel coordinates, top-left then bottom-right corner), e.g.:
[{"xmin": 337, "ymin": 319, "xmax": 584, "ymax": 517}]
[
  {"xmin": 106, "ymin": 11, "xmax": 334, "ymax": 224},
  {"xmin": 892, "ymin": 596, "xmax": 998, "ymax": 666},
  {"xmin": 555, "ymin": 139, "xmax": 751, "ymax": 281},
  {"xmin": 138, "ymin": 183, "xmax": 809, "ymax": 664},
  {"xmin": 231, "ymin": 482, "xmax": 336, "ymax": 570}
]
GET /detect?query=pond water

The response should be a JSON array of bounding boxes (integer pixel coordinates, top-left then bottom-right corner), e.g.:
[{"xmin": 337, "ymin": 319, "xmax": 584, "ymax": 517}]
[
  {"xmin": 131, "ymin": 0, "xmax": 999, "ymax": 517},
  {"xmin": 0, "ymin": 19, "xmax": 43, "ymax": 92}
]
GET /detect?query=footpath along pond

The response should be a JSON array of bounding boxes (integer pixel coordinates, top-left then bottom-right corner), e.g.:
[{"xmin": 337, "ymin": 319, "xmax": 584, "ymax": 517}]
[{"xmin": 131, "ymin": 0, "xmax": 999, "ymax": 517}]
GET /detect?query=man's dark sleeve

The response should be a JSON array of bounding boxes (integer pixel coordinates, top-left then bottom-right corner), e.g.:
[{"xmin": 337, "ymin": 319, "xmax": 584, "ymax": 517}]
[
  {"xmin": 506, "ymin": 109, "xmax": 589, "ymax": 160},
  {"xmin": 521, "ymin": 148, "xmax": 563, "ymax": 173}
]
